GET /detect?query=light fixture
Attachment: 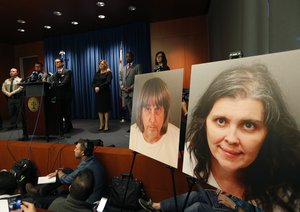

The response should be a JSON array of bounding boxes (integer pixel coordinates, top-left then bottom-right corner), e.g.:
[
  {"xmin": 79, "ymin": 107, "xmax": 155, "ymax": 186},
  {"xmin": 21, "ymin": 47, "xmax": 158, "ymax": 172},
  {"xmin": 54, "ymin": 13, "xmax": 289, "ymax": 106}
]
[
  {"xmin": 53, "ymin": 11, "xmax": 62, "ymax": 16},
  {"xmin": 17, "ymin": 28, "xmax": 25, "ymax": 32},
  {"xmin": 98, "ymin": 15, "xmax": 105, "ymax": 19},
  {"xmin": 128, "ymin": 6, "xmax": 136, "ymax": 11},
  {"xmin": 96, "ymin": 1, "xmax": 105, "ymax": 7},
  {"xmin": 71, "ymin": 21, "xmax": 79, "ymax": 25},
  {"xmin": 17, "ymin": 19, "xmax": 26, "ymax": 24},
  {"xmin": 44, "ymin": 25, "xmax": 52, "ymax": 29}
]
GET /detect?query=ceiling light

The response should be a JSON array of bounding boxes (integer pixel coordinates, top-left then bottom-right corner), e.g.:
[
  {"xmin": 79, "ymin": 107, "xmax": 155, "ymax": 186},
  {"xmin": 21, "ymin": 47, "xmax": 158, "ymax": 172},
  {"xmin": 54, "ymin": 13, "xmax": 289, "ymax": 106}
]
[
  {"xmin": 98, "ymin": 15, "xmax": 105, "ymax": 19},
  {"xmin": 53, "ymin": 11, "xmax": 62, "ymax": 16},
  {"xmin": 96, "ymin": 1, "xmax": 105, "ymax": 7},
  {"xmin": 71, "ymin": 21, "xmax": 79, "ymax": 25},
  {"xmin": 44, "ymin": 25, "xmax": 52, "ymax": 29},
  {"xmin": 128, "ymin": 6, "xmax": 136, "ymax": 11},
  {"xmin": 17, "ymin": 19, "xmax": 26, "ymax": 24},
  {"xmin": 17, "ymin": 28, "xmax": 25, "ymax": 32}
]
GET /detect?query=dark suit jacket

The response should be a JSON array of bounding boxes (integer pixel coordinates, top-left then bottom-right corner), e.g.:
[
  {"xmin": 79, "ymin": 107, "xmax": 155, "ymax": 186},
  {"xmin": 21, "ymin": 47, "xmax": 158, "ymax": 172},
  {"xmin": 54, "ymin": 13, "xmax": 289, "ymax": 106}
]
[
  {"xmin": 119, "ymin": 63, "xmax": 141, "ymax": 98},
  {"xmin": 52, "ymin": 67, "xmax": 73, "ymax": 100}
]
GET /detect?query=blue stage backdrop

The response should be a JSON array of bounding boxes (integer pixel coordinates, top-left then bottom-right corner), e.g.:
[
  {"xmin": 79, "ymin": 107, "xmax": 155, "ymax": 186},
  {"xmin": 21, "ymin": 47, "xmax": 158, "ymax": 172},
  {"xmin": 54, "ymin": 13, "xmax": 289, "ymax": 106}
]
[{"xmin": 44, "ymin": 22, "xmax": 151, "ymax": 119}]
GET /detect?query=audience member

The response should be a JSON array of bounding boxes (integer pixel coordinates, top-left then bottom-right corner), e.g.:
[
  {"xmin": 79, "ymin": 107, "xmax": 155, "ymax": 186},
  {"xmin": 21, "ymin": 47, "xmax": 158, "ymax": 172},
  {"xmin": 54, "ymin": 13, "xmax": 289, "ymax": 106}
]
[
  {"xmin": 92, "ymin": 59, "xmax": 112, "ymax": 132},
  {"xmin": 48, "ymin": 169, "xmax": 95, "ymax": 212},
  {"xmin": 119, "ymin": 51, "xmax": 141, "ymax": 131},
  {"xmin": 1, "ymin": 68, "xmax": 23, "ymax": 130},
  {"xmin": 52, "ymin": 58, "xmax": 73, "ymax": 134},
  {"xmin": 130, "ymin": 77, "xmax": 180, "ymax": 167},
  {"xmin": 21, "ymin": 201, "xmax": 37, "ymax": 212},
  {"xmin": 26, "ymin": 139, "xmax": 106, "ymax": 207},
  {"xmin": 152, "ymin": 51, "xmax": 170, "ymax": 72},
  {"xmin": 0, "ymin": 170, "xmax": 18, "ymax": 196}
]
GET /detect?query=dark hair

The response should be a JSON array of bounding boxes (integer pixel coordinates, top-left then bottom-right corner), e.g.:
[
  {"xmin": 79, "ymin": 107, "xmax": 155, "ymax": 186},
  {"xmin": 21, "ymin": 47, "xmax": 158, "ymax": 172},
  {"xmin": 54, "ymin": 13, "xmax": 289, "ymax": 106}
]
[
  {"xmin": 187, "ymin": 64, "xmax": 300, "ymax": 210},
  {"xmin": 126, "ymin": 51, "xmax": 134, "ymax": 59},
  {"xmin": 75, "ymin": 139, "xmax": 94, "ymax": 156},
  {"xmin": 0, "ymin": 171, "xmax": 18, "ymax": 195},
  {"xmin": 35, "ymin": 62, "xmax": 43, "ymax": 67},
  {"xmin": 70, "ymin": 169, "xmax": 94, "ymax": 201},
  {"xmin": 55, "ymin": 58, "xmax": 64, "ymax": 63},
  {"xmin": 155, "ymin": 51, "xmax": 168, "ymax": 66},
  {"xmin": 136, "ymin": 77, "xmax": 171, "ymax": 135}
]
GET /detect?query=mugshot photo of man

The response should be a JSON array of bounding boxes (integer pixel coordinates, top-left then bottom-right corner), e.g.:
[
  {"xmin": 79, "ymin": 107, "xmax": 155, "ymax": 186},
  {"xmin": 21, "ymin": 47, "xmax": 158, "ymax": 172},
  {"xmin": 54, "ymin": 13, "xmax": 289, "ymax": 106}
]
[{"xmin": 129, "ymin": 70, "xmax": 183, "ymax": 168}]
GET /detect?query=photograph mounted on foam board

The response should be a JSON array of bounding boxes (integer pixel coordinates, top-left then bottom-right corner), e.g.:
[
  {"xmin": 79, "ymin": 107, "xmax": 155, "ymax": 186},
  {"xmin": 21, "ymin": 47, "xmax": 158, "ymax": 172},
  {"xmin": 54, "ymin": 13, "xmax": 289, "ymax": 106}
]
[
  {"xmin": 129, "ymin": 69, "xmax": 183, "ymax": 168},
  {"xmin": 183, "ymin": 49, "xmax": 300, "ymax": 211}
]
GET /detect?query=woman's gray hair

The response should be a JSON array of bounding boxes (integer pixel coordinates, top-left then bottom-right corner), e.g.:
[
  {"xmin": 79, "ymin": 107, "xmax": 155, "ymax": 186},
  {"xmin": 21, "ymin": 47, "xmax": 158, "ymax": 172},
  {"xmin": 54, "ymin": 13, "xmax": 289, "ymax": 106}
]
[{"xmin": 203, "ymin": 64, "xmax": 281, "ymax": 126}]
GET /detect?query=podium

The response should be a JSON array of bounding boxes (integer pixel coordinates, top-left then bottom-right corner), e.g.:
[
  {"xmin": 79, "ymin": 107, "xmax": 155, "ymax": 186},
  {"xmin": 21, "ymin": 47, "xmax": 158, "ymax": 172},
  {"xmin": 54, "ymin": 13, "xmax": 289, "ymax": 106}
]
[{"xmin": 22, "ymin": 82, "xmax": 59, "ymax": 138}]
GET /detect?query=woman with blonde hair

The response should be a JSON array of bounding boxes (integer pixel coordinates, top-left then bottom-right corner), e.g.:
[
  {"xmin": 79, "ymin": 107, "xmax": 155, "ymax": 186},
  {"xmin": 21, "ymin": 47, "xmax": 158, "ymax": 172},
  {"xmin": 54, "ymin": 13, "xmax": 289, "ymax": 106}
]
[{"xmin": 92, "ymin": 59, "xmax": 112, "ymax": 132}]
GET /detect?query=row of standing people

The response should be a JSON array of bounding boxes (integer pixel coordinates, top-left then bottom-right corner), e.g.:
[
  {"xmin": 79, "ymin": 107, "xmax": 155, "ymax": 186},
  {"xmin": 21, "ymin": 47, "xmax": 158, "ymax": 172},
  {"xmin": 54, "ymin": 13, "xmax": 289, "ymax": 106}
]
[
  {"xmin": 0, "ymin": 59, "xmax": 73, "ymax": 137},
  {"xmin": 0, "ymin": 51, "xmax": 169, "ymax": 135},
  {"xmin": 92, "ymin": 51, "xmax": 170, "ymax": 132}
]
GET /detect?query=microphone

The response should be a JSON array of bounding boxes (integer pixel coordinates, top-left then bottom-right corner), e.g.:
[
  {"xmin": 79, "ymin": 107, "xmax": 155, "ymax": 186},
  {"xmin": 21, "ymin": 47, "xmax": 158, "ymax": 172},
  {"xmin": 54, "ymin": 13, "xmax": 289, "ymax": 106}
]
[
  {"xmin": 153, "ymin": 65, "xmax": 162, "ymax": 72},
  {"xmin": 30, "ymin": 71, "xmax": 38, "ymax": 82},
  {"xmin": 37, "ymin": 72, "xmax": 43, "ymax": 81}
]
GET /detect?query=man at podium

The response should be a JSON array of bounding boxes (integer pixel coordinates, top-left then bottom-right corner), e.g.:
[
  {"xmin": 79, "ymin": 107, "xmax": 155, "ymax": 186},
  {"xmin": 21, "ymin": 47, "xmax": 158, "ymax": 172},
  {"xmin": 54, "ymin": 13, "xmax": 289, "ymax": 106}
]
[{"xmin": 52, "ymin": 58, "xmax": 73, "ymax": 135}]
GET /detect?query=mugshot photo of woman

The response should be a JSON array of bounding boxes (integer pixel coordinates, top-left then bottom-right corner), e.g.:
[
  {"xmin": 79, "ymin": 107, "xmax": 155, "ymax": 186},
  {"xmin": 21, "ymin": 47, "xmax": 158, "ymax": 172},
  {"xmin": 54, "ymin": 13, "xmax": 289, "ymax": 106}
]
[
  {"xmin": 130, "ymin": 70, "xmax": 183, "ymax": 168},
  {"xmin": 152, "ymin": 51, "xmax": 170, "ymax": 72},
  {"xmin": 92, "ymin": 59, "xmax": 112, "ymax": 132},
  {"xmin": 182, "ymin": 64, "xmax": 300, "ymax": 211}
]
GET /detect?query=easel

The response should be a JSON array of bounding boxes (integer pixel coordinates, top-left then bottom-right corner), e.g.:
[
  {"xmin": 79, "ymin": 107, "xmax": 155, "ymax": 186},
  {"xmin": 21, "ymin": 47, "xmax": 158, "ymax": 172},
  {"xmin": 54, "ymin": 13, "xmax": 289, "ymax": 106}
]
[
  {"xmin": 119, "ymin": 150, "xmax": 197, "ymax": 212},
  {"xmin": 120, "ymin": 151, "xmax": 181, "ymax": 212},
  {"xmin": 120, "ymin": 151, "xmax": 137, "ymax": 211},
  {"xmin": 166, "ymin": 165, "xmax": 179, "ymax": 212},
  {"xmin": 182, "ymin": 176, "xmax": 197, "ymax": 210}
]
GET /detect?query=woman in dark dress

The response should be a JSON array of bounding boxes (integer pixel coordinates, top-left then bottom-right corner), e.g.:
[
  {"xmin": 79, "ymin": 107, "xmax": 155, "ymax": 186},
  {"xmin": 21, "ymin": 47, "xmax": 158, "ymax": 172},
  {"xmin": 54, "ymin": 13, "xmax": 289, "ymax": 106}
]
[{"xmin": 92, "ymin": 59, "xmax": 112, "ymax": 131}]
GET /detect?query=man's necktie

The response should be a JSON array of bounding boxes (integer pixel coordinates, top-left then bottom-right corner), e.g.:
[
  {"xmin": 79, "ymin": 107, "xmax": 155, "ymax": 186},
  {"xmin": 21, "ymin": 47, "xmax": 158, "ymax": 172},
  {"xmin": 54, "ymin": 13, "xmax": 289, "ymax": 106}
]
[
  {"xmin": 126, "ymin": 64, "xmax": 131, "ymax": 75},
  {"xmin": 10, "ymin": 78, "xmax": 14, "ymax": 92}
]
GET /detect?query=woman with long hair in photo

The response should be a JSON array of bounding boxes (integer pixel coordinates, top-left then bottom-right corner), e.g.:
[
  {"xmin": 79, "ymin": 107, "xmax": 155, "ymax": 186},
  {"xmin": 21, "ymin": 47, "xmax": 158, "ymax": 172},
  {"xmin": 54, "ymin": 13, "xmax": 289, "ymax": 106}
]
[{"xmin": 186, "ymin": 64, "xmax": 300, "ymax": 211}]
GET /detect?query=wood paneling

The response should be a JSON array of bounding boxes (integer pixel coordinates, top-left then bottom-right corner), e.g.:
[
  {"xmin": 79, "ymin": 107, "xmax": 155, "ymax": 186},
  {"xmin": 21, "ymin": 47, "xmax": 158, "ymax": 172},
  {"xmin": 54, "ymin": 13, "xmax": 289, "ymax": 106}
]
[{"xmin": 150, "ymin": 16, "xmax": 210, "ymax": 88}]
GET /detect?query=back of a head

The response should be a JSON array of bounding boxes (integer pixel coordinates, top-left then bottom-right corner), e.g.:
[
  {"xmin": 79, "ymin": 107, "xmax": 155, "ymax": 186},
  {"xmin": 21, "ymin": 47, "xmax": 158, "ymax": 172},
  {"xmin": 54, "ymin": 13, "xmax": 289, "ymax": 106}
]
[
  {"xmin": 0, "ymin": 171, "xmax": 18, "ymax": 195},
  {"xmin": 70, "ymin": 169, "xmax": 94, "ymax": 201}
]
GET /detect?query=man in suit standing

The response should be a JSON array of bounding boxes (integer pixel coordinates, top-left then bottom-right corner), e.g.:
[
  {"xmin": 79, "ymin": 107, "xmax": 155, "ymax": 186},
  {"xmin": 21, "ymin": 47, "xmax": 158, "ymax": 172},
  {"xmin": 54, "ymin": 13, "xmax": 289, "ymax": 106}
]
[
  {"xmin": 119, "ymin": 52, "xmax": 142, "ymax": 130},
  {"xmin": 52, "ymin": 58, "xmax": 73, "ymax": 135}
]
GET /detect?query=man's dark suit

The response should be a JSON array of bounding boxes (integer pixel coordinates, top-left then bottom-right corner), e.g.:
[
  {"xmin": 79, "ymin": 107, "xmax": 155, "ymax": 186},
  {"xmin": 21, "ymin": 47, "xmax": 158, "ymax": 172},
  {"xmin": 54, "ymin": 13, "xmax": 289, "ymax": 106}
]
[
  {"xmin": 52, "ymin": 68, "xmax": 73, "ymax": 134},
  {"xmin": 119, "ymin": 63, "xmax": 141, "ymax": 119}
]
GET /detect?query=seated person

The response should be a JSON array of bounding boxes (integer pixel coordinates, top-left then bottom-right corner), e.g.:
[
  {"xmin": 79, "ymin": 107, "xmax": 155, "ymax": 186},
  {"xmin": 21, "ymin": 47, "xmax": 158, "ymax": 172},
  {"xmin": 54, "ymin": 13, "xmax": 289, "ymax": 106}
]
[
  {"xmin": 26, "ymin": 139, "xmax": 106, "ymax": 207},
  {"xmin": 139, "ymin": 186, "xmax": 262, "ymax": 212},
  {"xmin": 0, "ymin": 170, "xmax": 19, "ymax": 197},
  {"xmin": 0, "ymin": 170, "xmax": 36, "ymax": 212},
  {"xmin": 48, "ymin": 169, "xmax": 95, "ymax": 212}
]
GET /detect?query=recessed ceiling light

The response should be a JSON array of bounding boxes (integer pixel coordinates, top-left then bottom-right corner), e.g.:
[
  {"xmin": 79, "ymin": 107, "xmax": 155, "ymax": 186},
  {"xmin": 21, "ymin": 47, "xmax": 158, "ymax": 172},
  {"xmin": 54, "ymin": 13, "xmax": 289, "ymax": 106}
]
[
  {"xmin": 53, "ymin": 11, "xmax": 62, "ymax": 16},
  {"xmin": 44, "ymin": 25, "xmax": 52, "ymax": 29},
  {"xmin": 17, "ymin": 19, "xmax": 26, "ymax": 24},
  {"xmin": 98, "ymin": 15, "xmax": 105, "ymax": 19},
  {"xmin": 17, "ymin": 28, "xmax": 25, "ymax": 32},
  {"xmin": 96, "ymin": 1, "xmax": 105, "ymax": 7},
  {"xmin": 128, "ymin": 6, "xmax": 136, "ymax": 11},
  {"xmin": 71, "ymin": 21, "xmax": 79, "ymax": 25}
]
